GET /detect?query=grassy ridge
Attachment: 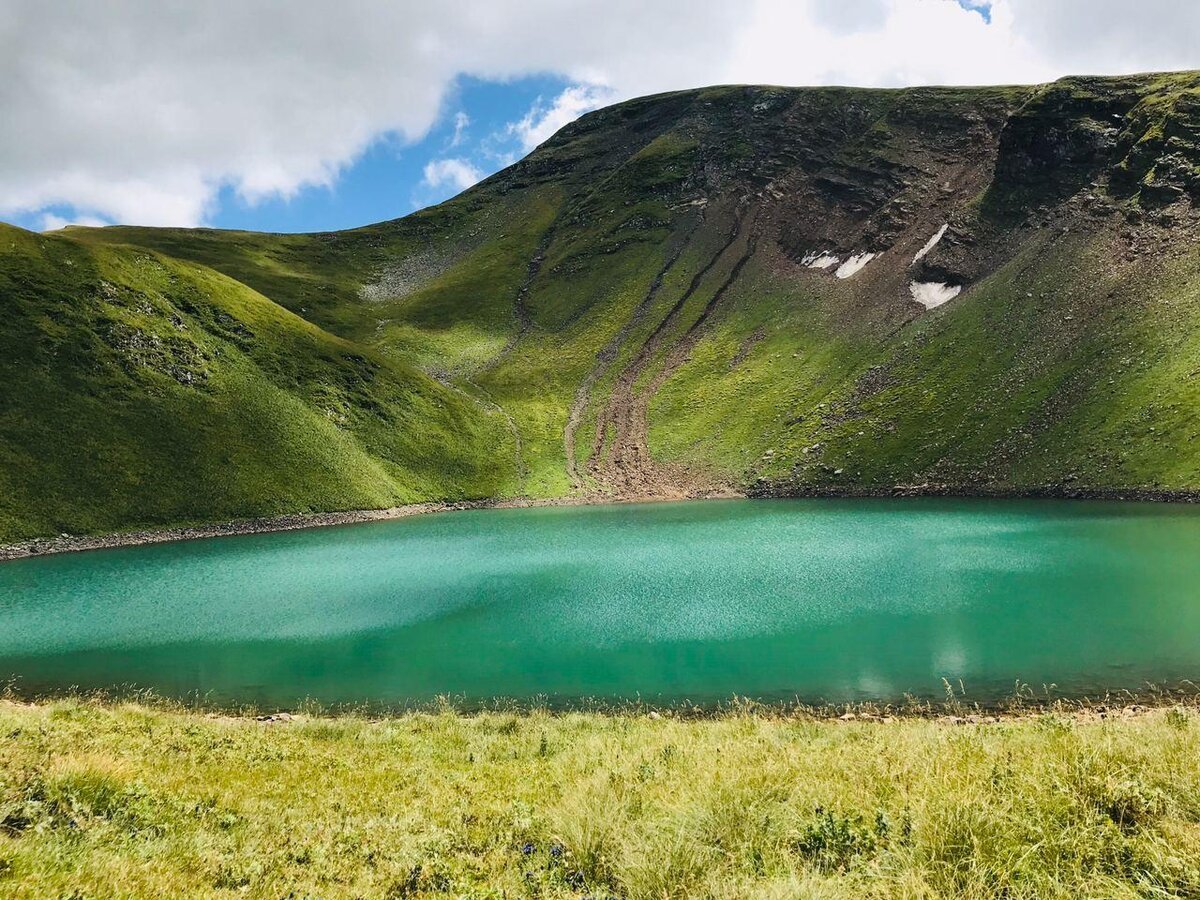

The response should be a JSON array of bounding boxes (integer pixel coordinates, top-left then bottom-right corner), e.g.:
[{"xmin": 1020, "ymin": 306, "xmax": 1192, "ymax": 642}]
[
  {"xmin": 2, "ymin": 699, "xmax": 1200, "ymax": 898},
  {"xmin": 0, "ymin": 225, "xmax": 513, "ymax": 541}
]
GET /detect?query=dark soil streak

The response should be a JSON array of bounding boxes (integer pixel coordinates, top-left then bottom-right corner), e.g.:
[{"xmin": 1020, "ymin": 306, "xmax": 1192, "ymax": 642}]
[
  {"xmin": 563, "ymin": 212, "xmax": 705, "ymax": 490},
  {"xmin": 479, "ymin": 219, "xmax": 559, "ymax": 374},
  {"xmin": 587, "ymin": 207, "xmax": 758, "ymax": 497}
]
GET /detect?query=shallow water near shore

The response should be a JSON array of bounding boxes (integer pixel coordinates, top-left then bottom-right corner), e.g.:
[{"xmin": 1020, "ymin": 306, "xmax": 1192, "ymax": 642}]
[{"xmin": 2, "ymin": 498, "xmax": 1200, "ymax": 708}]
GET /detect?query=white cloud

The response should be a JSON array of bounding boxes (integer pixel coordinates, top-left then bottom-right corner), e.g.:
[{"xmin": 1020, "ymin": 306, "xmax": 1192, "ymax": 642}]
[
  {"xmin": 422, "ymin": 158, "xmax": 484, "ymax": 193},
  {"xmin": 0, "ymin": 0, "xmax": 1196, "ymax": 227},
  {"xmin": 508, "ymin": 84, "xmax": 618, "ymax": 153},
  {"xmin": 809, "ymin": 0, "xmax": 890, "ymax": 35},
  {"xmin": 1003, "ymin": 0, "xmax": 1200, "ymax": 74},
  {"xmin": 725, "ymin": 0, "xmax": 1053, "ymax": 89},
  {"xmin": 450, "ymin": 111, "xmax": 471, "ymax": 148},
  {"xmin": 0, "ymin": 1, "xmax": 733, "ymax": 226},
  {"xmin": 40, "ymin": 212, "xmax": 111, "ymax": 232}
]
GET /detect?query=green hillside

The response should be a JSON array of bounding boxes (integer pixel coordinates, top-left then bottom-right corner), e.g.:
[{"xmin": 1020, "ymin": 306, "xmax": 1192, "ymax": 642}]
[
  {"xmin": 4, "ymin": 71, "xmax": 1200, "ymax": 541},
  {"xmin": 0, "ymin": 225, "xmax": 512, "ymax": 541}
]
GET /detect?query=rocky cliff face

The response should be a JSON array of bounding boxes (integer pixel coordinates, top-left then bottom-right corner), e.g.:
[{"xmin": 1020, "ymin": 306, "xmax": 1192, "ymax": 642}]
[{"xmin": 6, "ymin": 72, "xmax": 1200, "ymax": 540}]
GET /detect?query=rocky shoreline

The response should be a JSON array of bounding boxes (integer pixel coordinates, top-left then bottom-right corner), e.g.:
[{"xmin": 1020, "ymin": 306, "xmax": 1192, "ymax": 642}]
[
  {"xmin": 3, "ymin": 482, "xmax": 1197, "ymax": 561},
  {"xmin": 750, "ymin": 481, "xmax": 1200, "ymax": 503},
  {"xmin": 2, "ymin": 693, "xmax": 1193, "ymax": 726},
  {"xmin": 0, "ymin": 497, "xmax": 589, "ymax": 561}
]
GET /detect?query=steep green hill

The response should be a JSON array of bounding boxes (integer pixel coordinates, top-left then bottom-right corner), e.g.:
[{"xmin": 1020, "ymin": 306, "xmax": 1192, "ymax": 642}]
[
  {"xmin": 0, "ymin": 225, "xmax": 512, "ymax": 541},
  {"xmin": 4, "ymin": 71, "xmax": 1200, "ymax": 541}
]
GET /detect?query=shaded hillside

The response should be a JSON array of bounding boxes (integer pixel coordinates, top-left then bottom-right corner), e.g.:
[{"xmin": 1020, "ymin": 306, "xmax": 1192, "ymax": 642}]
[{"xmin": 5, "ymin": 71, "xmax": 1200, "ymax": 540}]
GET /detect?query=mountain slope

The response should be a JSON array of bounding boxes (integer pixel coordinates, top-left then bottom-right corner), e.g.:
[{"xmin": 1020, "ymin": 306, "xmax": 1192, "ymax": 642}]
[
  {"xmin": 5, "ymin": 71, "xmax": 1200, "ymax": 541},
  {"xmin": 0, "ymin": 224, "xmax": 513, "ymax": 541}
]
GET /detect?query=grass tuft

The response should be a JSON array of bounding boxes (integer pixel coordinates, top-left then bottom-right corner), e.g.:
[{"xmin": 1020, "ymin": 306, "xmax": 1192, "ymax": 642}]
[{"xmin": 3, "ymin": 697, "xmax": 1200, "ymax": 897}]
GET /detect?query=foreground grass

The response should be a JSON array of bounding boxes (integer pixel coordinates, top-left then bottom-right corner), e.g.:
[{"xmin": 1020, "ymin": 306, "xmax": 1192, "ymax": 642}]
[{"xmin": 2, "ymin": 700, "xmax": 1200, "ymax": 897}]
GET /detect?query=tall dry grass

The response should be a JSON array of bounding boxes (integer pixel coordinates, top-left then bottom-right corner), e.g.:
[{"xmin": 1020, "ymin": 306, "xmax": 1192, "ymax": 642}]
[{"xmin": 1, "ymin": 698, "xmax": 1199, "ymax": 897}]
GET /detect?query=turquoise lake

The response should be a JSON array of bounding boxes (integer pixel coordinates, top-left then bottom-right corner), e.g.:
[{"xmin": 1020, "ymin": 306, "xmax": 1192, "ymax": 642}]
[{"xmin": 2, "ymin": 499, "xmax": 1199, "ymax": 708}]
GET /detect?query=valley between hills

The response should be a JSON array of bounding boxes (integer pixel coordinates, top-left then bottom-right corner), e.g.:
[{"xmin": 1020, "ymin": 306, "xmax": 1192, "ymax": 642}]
[{"xmin": 4, "ymin": 71, "xmax": 1200, "ymax": 544}]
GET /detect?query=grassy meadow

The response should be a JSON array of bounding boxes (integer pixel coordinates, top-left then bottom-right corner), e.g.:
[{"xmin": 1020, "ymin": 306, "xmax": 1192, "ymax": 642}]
[{"xmin": 3, "ymin": 697, "xmax": 1200, "ymax": 898}]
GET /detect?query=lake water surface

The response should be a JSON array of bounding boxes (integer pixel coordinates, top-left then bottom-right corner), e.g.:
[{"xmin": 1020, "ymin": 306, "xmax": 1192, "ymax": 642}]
[{"xmin": 2, "ymin": 499, "xmax": 1199, "ymax": 708}]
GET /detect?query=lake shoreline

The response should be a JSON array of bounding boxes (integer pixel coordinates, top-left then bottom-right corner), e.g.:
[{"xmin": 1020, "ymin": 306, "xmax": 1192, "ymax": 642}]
[
  {"xmin": 749, "ymin": 481, "xmax": 1200, "ymax": 503},
  {"xmin": 4, "ymin": 481, "xmax": 1200, "ymax": 561},
  {"xmin": 0, "ymin": 497, "xmax": 590, "ymax": 561},
  {"xmin": 3, "ymin": 690, "xmax": 1197, "ymax": 723}
]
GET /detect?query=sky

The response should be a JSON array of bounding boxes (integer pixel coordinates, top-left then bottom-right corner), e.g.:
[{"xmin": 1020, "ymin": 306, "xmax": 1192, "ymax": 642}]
[{"xmin": 2, "ymin": 0, "xmax": 1199, "ymax": 234}]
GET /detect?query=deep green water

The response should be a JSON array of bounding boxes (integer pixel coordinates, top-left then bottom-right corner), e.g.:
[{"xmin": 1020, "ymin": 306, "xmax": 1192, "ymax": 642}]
[{"xmin": 2, "ymin": 499, "xmax": 1200, "ymax": 708}]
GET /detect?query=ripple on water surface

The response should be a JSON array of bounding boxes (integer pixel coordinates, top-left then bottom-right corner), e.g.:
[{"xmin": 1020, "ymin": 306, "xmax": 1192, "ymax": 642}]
[{"xmin": 1, "ymin": 499, "xmax": 1199, "ymax": 706}]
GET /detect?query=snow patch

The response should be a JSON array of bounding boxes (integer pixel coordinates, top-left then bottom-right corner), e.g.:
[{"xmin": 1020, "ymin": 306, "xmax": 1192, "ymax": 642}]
[
  {"xmin": 909, "ymin": 280, "xmax": 961, "ymax": 310},
  {"xmin": 802, "ymin": 250, "xmax": 840, "ymax": 270},
  {"xmin": 912, "ymin": 224, "xmax": 948, "ymax": 264},
  {"xmin": 835, "ymin": 252, "xmax": 876, "ymax": 279}
]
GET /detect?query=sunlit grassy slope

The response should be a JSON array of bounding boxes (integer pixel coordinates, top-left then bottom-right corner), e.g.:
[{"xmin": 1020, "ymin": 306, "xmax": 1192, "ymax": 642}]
[
  {"xmin": 0, "ymin": 224, "xmax": 513, "ymax": 541},
  {"xmin": 5, "ymin": 71, "xmax": 1200, "ymax": 540},
  {"xmin": 3, "ymin": 699, "xmax": 1200, "ymax": 898}
]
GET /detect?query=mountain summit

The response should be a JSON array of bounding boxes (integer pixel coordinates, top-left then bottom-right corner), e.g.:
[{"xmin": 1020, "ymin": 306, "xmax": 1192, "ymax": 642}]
[{"xmin": 3, "ymin": 71, "xmax": 1200, "ymax": 541}]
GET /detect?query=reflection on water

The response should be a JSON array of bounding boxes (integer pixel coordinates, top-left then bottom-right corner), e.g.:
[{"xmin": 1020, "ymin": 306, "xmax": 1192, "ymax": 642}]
[{"xmin": 2, "ymin": 499, "xmax": 1199, "ymax": 707}]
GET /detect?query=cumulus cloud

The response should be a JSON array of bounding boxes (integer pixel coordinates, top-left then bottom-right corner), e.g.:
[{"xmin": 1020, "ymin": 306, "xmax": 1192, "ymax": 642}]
[
  {"xmin": 422, "ymin": 158, "xmax": 484, "ymax": 193},
  {"xmin": 0, "ymin": 0, "xmax": 733, "ymax": 226},
  {"xmin": 0, "ymin": 0, "xmax": 1196, "ymax": 226},
  {"xmin": 1003, "ymin": 0, "xmax": 1200, "ymax": 73},
  {"xmin": 508, "ymin": 85, "xmax": 618, "ymax": 153},
  {"xmin": 40, "ymin": 212, "xmax": 111, "ymax": 232},
  {"xmin": 725, "ymin": 0, "xmax": 1052, "ymax": 89},
  {"xmin": 809, "ymin": 0, "xmax": 890, "ymax": 35}
]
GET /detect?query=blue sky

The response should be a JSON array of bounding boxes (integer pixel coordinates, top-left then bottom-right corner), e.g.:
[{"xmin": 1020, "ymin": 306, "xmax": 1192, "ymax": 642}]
[
  {"xmin": 208, "ymin": 75, "xmax": 575, "ymax": 233},
  {"xmin": 10, "ymin": 74, "xmax": 577, "ymax": 234},
  {"xmin": 958, "ymin": 0, "xmax": 992, "ymax": 23},
  {"xmin": 4, "ymin": 0, "xmax": 1196, "ymax": 235}
]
